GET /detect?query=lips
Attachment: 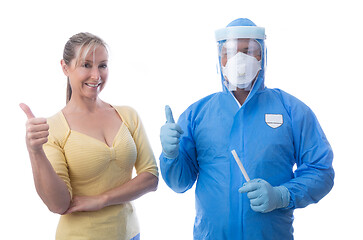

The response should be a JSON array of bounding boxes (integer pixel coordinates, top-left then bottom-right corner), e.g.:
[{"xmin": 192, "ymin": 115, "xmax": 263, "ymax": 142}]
[{"xmin": 85, "ymin": 82, "xmax": 101, "ymax": 88}]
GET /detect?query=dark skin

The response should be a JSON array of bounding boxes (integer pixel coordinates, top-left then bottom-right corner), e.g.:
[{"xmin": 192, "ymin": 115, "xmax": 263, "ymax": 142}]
[{"xmin": 221, "ymin": 38, "xmax": 262, "ymax": 105}]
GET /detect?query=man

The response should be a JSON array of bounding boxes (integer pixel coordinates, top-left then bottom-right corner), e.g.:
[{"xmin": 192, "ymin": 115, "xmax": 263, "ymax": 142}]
[{"xmin": 160, "ymin": 18, "xmax": 334, "ymax": 239}]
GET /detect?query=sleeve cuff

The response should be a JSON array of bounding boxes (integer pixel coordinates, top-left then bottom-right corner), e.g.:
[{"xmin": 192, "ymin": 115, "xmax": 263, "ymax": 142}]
[{"xmin": 276, "ymin": 185, "xmax": 291, "ymax": 209}]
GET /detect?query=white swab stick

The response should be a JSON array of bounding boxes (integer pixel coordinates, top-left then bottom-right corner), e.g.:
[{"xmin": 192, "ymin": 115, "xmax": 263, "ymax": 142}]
[{"xmin": 231, "ymin": 150, "xmax": 250, "ymax": 182}]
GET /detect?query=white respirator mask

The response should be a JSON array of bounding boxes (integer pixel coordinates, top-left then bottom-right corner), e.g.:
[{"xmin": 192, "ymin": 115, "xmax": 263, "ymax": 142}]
[{"xmin": 222, "ymin": 52, "xmax": 261, "ymax": 89}]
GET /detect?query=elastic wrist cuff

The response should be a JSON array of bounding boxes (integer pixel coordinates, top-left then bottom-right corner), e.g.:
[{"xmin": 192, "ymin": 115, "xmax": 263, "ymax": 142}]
[
  {"xmin": 162, "ymin": 152, "xmax": 179, "ymax": 160},
  {"xmin": 276, "ymin": 186, "xmax": 290, "ymax": 208}
]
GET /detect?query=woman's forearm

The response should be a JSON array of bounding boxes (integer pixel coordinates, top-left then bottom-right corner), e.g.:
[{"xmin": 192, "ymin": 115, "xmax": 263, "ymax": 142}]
[
  {"xmin": 29, "ymin": 150, "xmax": 71, "ymax": 214},
  {"xmin": 102, "ymin": 172, "xmax": 158, "ymax": 207},
  {"xmin": 64, "ymin": 172, "xmax": 158, "ymax": 214},
  {"xmin": 20, "ymin": 103, "xmax": 71, "ymax": 214}
]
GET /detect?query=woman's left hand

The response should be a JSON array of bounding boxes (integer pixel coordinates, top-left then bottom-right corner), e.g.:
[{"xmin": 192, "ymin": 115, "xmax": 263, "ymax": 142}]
[{"xmin": 63, "ymin": 195, "xmax": 106, "ymax": 214}]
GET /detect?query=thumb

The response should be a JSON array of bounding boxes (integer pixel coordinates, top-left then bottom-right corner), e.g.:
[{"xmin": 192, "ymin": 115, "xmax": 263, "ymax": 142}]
[
  {"xmin": 239, "ymin": 180, "xmax": 260, "ymax": 193},
  {"xmin": 165, "ymin": 105, "xmax": 175, "ymax": 123},
  {"xmin": 19, "ymin": 103, "xmax": 35, "ymax": 119}
]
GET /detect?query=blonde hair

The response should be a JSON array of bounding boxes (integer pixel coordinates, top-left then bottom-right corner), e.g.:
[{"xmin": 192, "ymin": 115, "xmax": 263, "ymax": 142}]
[{"xmin": 63, "ymin": 32, "xmax": 108, "ymax": 103}]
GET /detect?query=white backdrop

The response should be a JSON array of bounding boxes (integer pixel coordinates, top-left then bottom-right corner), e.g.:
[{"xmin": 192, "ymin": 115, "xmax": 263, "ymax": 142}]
[{"xmin": 2, "ymin": 0, "xmax": 362, "ymax": 239}]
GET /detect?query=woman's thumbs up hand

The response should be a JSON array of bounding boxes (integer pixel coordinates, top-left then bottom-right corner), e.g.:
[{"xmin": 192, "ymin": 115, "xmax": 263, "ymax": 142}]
[{"xmin": 20, "ymin": 103, "xmax": 49, "ymax": 153}]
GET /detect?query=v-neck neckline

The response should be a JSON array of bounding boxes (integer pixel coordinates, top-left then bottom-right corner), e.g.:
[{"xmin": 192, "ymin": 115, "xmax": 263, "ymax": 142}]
[{"xmin": 59, "ymin": 105, "xmax": 124, "ymax": 148}]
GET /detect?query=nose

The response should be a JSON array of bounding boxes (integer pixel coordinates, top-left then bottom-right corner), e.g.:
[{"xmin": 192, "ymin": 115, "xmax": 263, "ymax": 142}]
[{"xmin": 91, "ymin": 67, "xmax": 101, "ymax": 80}]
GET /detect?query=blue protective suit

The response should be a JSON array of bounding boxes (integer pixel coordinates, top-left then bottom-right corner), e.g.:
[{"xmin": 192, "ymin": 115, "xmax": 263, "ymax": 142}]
[{"xmin": 160, "ymin": 18, "xmax": 334, "ymax": 240}]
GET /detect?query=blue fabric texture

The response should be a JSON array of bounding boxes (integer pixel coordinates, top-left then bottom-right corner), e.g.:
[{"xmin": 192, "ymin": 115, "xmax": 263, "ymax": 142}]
[
  {"xmin": 159, "ymin": 18, "xmax": 334, "ymax": 240},
  {"xmin": 130, "ymin": 233, "xmax": 140, "ymax": 240}
]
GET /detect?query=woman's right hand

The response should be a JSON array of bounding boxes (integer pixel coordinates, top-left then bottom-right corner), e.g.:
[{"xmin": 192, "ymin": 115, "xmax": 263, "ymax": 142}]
[{"xmin": 20, "ymin": 103, "xmax": 49, "ymax": 153}]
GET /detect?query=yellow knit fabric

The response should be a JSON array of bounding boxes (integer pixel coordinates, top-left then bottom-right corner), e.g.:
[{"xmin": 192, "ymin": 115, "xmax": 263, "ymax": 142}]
[{"xmin": 43, "ymin": 105, "xmax": 158, "ymax": 240}]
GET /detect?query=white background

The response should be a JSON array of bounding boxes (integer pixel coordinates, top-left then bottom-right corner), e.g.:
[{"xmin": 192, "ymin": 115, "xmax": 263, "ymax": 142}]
[{"xmin": 1, "ymin": 0, "xmax": 362, "ymax": 239}]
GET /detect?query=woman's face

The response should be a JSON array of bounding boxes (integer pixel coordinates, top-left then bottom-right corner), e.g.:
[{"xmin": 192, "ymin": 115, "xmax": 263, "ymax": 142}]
[{"xmin": 63, "ymin": 45, "xmax": 109, "ymax": 101}]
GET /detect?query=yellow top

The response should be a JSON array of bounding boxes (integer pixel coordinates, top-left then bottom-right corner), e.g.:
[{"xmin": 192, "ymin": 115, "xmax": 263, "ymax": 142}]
[{"xmin": 43, "ymin": 105, "xmax": 158, "ymax": 240}]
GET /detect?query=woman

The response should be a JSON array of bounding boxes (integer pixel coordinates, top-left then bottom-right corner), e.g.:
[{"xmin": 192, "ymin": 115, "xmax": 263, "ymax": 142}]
[{"xmin": 20, "ymin": 32, "xmax": 158, "ymax": 240}]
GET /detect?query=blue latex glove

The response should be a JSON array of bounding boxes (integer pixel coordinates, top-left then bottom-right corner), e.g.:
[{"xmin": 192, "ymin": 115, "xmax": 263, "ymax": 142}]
[
  {"xmin": 239, "ymin": 178, "xmax": 290, "ymax": 213},
  {"xmin": 160, "ymin": 105, "xmax": 184, "ymax": 159}
]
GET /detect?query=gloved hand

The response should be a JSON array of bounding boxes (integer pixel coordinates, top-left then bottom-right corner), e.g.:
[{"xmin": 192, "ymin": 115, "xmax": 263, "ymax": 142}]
[
  {"xmin": 239, "ymin": 178, "xmax": 290, "ymax": 213},
  {"xmin": 160, "ymin": 105, "xmax": 184, "ymax": 159}
]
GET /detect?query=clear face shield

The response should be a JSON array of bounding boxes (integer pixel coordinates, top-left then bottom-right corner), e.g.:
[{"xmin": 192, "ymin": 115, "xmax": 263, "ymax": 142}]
[
  {"xmin": 219, "ymin": 38, "xmax": 262, "ymax": 91},
  {"xmin": 215, "ymin": 25, "xmax": 266, "ymax": 92}
]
